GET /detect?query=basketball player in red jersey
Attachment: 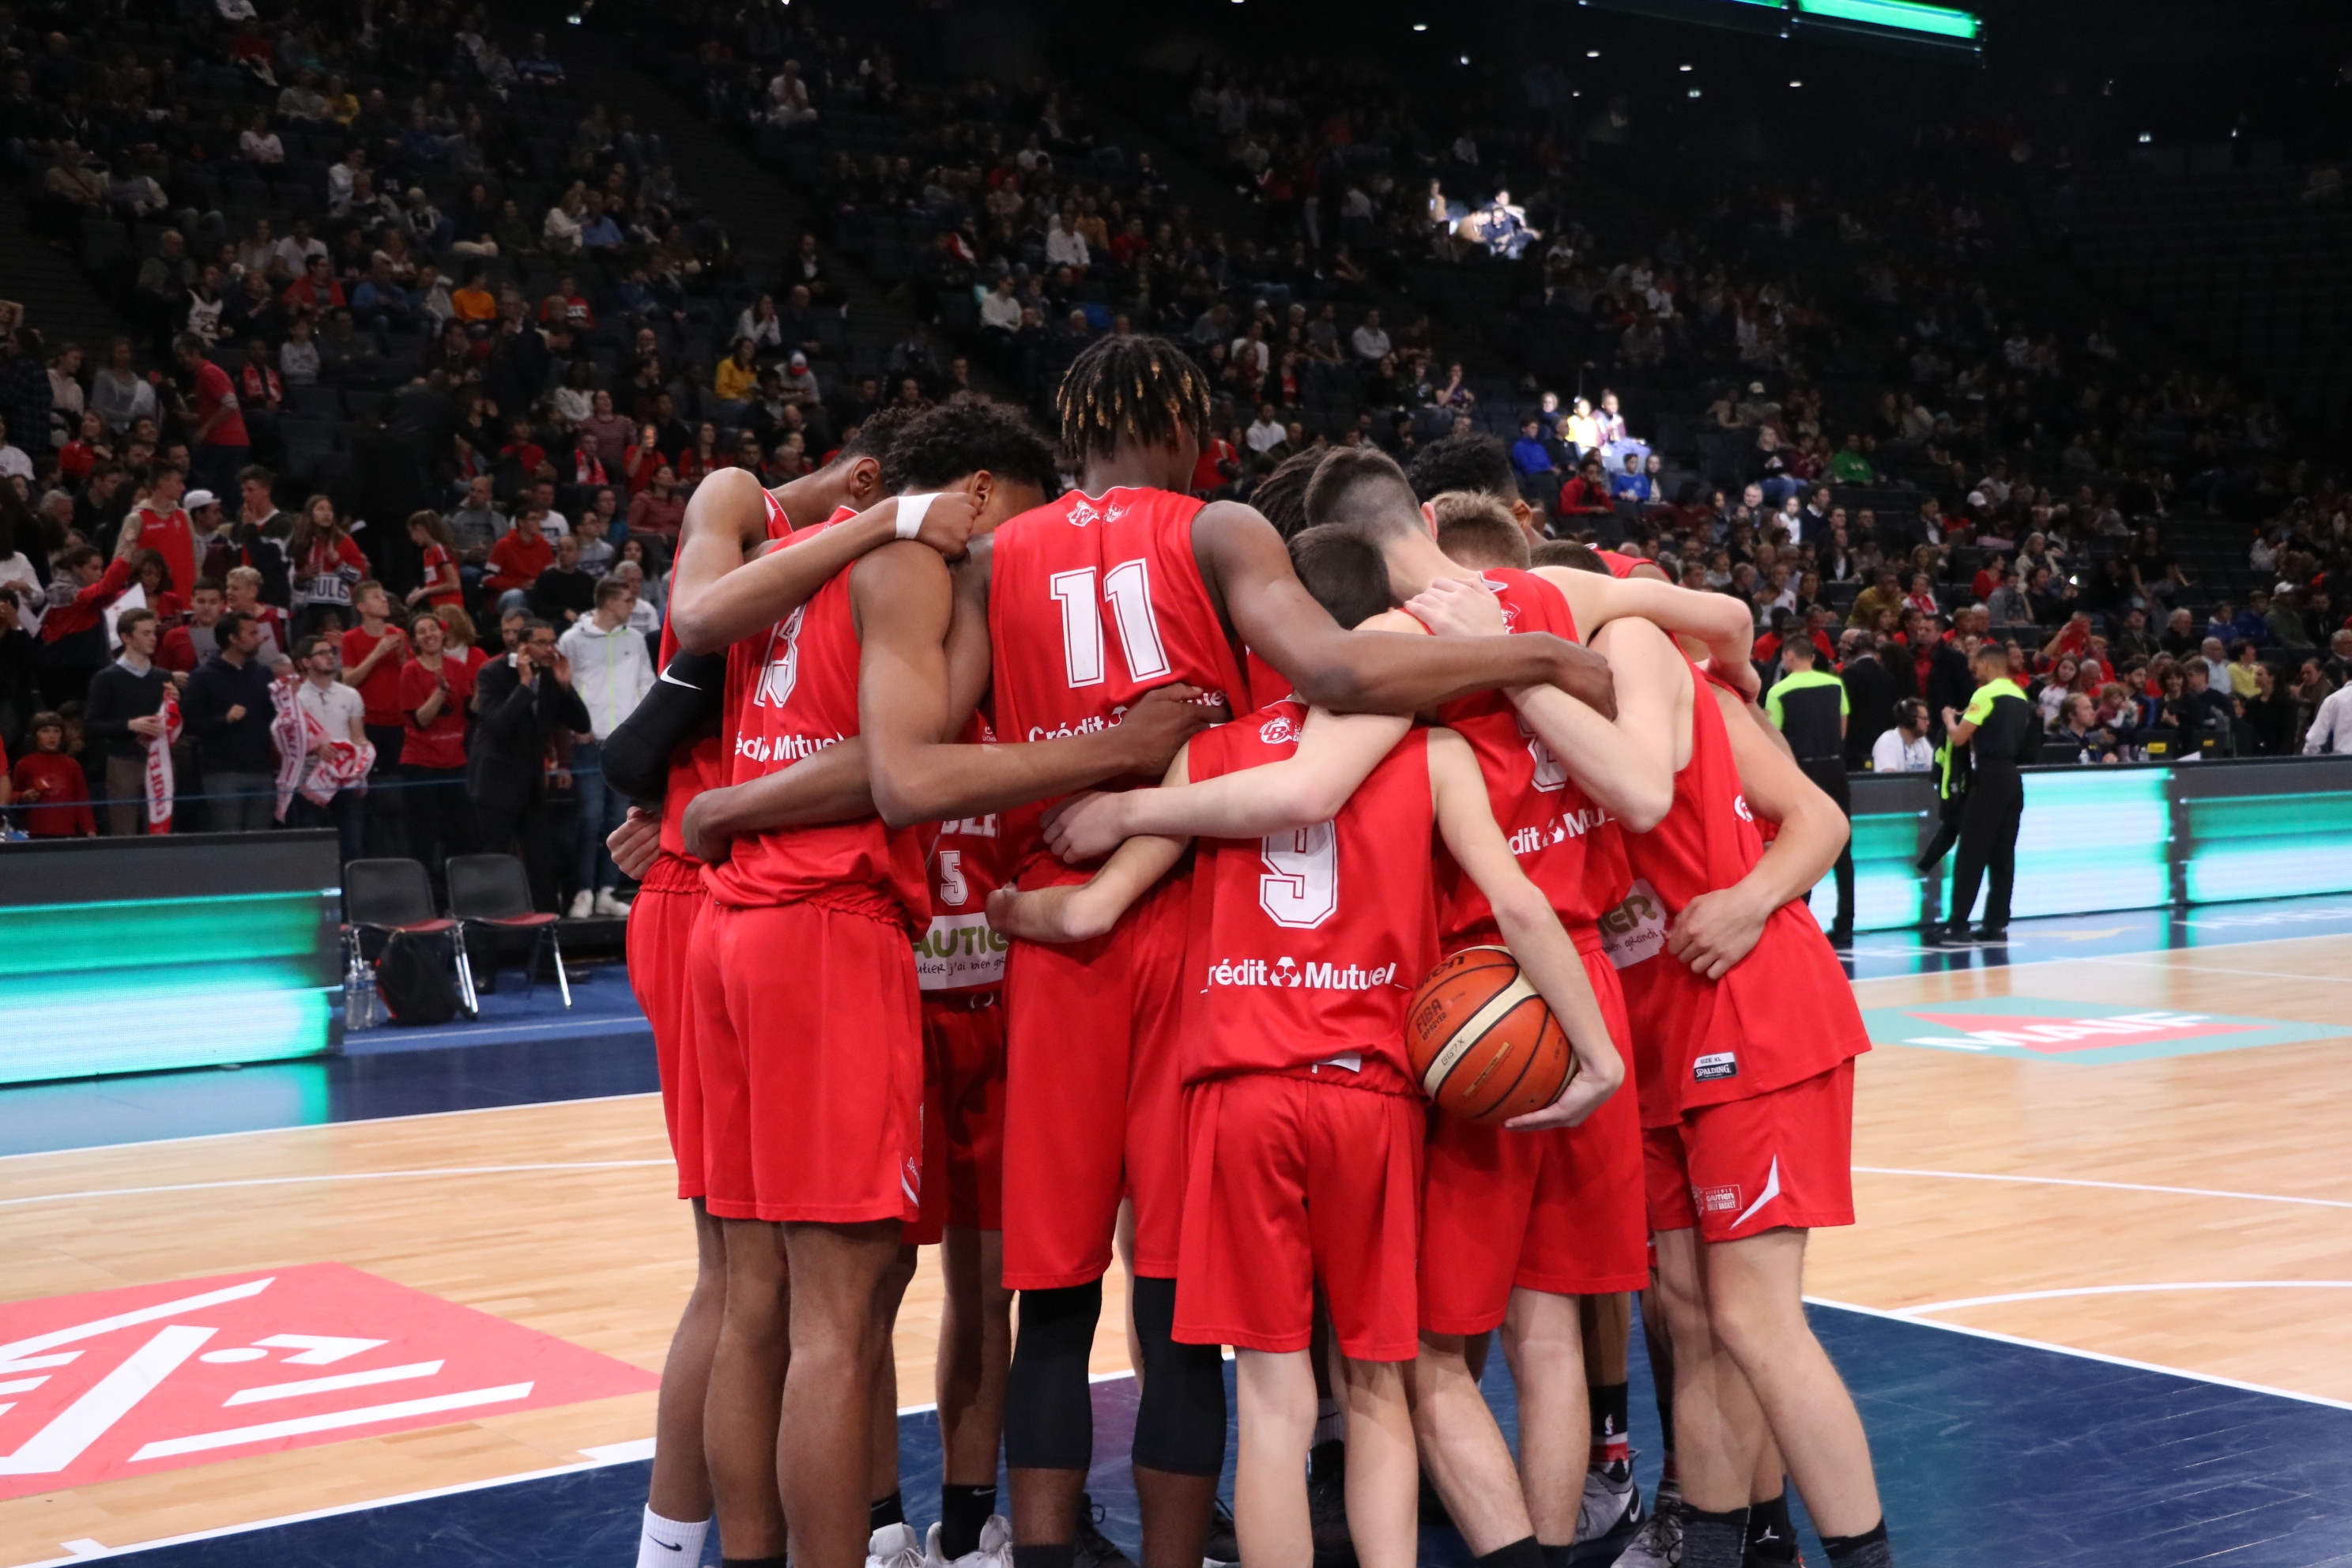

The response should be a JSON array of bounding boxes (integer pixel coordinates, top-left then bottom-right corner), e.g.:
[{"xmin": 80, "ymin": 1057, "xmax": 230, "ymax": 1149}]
[
  {"xmin": 1038, "ymin": 453, "xmax": 1751, "ymax": 1567},
  {"xmin": 678, "ymin": 401, "xmax": 1066, "ymax": 1568},
  {"xmin": 607, "ymin": 413, "xmax": 981, "ymax": 1568},
  {"xmin": 988, "ymin": 526, "xmax": 1623, "ymax": 1568},
  {"xmin": 1419, "ymin": 586, "xmax": 1890, "ymax": 1568},
  {"xmin": 828, "ymin": 340, "xmax": 1613, "ymax": 1568}
]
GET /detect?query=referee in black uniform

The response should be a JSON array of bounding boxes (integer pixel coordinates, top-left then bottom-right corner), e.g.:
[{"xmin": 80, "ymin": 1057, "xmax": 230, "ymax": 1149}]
[
  {"xmin": 1939, "ymin": 642, "xmax": 2037, "ymax": 942},
  {"xmin": 1764, "ymin": 634, "xmax": 1855, "ymax": 944}
]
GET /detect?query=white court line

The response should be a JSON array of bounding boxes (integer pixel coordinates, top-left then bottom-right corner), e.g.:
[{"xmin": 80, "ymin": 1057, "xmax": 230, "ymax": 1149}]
[
  {"xmin": 0, "ymin": 1160, "xmax": 673, "ymax": 1209},
  {"xmin": 130, "ymin": 1381, "xmax": 534, "ymax": 1461},
  {"xmin": 223, "ymin": 1360, "xmax": 444, "ymax": 1407},
  {"xmin": 2074, "ymin": 956, "xmax": 2352, "ymax": 987},
  {"xmin": 1842, "ymin": 924, "xmax": 2352, "ymax": 985},
  {"xmin": 1896, "ymin": 1281, "xmax": 2352, "ymax": 1315},
  {"xmin": 1807, "ymin": 1295, "xmax": 2352, "ymax": 1415},
  {"xmin": 0, "ymin": 1092, "xmax": 663, "ymax": 1165},
  {"xmin": 1851, "ymin": 1164, "xmax": 2352, "ymax": 1212}
]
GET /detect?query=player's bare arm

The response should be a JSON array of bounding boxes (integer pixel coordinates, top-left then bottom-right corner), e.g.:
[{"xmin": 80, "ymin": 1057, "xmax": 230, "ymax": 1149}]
[
  {"xmin": 990, "ymin": 752, "xmax": 1193, "ymax": 943},
  {"xmin": 1508, "ymin": 615, "xmax": 1690, "ymax": 832},
  {"xmin": 855, "ymin": 542, "xmax": 1222, "ymax": 827},
  {"xmin": 1667, "ymin": 682, "xmax": 1851, "ymax": 982},
  {"xmin": 1193, "ymin": 502, "xmax": 1616, "ymax": 718},
  {"xmin": 670, "ymin": 471, "xmax": 981, "ymax": 654},
  {"xmin": 1426, "ymin": 727, "xmax": 1623, "ymax": 1129},
  {"xmin": 1537, "ymin": 567, "xmax": 1759, "ymax": 698},
  {"xmin": 678, "ymin": 740, "xmax": 876, "ymax": 864}
]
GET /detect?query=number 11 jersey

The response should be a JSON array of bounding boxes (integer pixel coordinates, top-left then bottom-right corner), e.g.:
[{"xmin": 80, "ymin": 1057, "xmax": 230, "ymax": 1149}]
[{"xmin": 988, "ymin": 485, "xmax": 1247, "ymax": 888}]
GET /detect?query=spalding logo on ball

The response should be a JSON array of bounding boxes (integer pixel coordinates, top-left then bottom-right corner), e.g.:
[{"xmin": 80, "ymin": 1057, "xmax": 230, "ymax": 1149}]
[{"xmin": 1405, "ymin": 947, "xmax": 1572, "ymax": 1123}]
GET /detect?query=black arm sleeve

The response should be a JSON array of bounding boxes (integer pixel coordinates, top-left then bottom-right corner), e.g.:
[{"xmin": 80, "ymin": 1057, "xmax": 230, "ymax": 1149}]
[{"xmin": 599, "ymin": 647, "xmax": 726, "ymax": 801}]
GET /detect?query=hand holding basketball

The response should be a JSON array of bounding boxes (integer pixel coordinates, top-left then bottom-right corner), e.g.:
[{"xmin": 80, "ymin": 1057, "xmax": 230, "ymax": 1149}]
[{"xmin": 1404, "ymin": 946, "xmax": 1574, "ymax": 1124}]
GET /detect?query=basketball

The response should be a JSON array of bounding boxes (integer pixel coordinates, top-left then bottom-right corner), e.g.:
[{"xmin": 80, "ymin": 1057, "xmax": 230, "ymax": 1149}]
[{"xmin": 1405, "ymin": 946, "xmax": 1574, "ymax": 1124}]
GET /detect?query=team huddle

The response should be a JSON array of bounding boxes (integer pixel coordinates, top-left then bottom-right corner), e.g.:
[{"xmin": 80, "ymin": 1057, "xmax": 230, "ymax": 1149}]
[{"xmin": 605, "ymin": 336, "xmax": 1891, "ymax": 1568}]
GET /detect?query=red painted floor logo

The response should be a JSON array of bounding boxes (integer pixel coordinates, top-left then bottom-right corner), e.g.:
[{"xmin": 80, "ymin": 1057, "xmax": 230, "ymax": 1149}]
[{"xmin": 0, "ymin": 1264, "xmax": 658, "ymax": 1498}]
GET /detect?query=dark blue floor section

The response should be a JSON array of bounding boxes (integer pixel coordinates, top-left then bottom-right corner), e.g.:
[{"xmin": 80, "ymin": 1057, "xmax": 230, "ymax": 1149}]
[{"xmin": 107, "ymin": 1303, "xmax": 2352, "ymax": 1566}]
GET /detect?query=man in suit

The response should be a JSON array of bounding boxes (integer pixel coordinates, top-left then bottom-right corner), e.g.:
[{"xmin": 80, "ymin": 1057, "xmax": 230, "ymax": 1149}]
[
  {"xmin": 1838, "ymin": 629, "xmax": 1897, "ymax": 771},
  {"xmin": 469, "ymin": 616, "xmax": 589, "ymax": 912}
]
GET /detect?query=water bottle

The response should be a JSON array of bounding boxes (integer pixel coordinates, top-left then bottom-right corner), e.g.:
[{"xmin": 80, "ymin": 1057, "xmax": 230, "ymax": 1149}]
[{"xmin": 345, "ymin": 941, "xmax": 380, "ymax": 1031}]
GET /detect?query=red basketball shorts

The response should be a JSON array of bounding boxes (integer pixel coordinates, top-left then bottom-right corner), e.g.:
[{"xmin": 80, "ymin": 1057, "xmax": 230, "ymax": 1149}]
[
  {"xmin": 906, "ymin": 993, "xmax": 1006, "ymax": 1243},
  {"xmin": 625, "ymin": 879, "xmax": 707, "ymax": 1201},
  {"xmin": 690, "ymin": 899, "xmax": 924, "ymax": 1225},
  {"xmin": 1419, "ymin": 950, "xmax": 1646, "ymax": 1332},
  {"xmin": 1643, "ymin": 1060, "xmax": 1856, "ymax": 1242},
  {"xmin": 1174, "ymin": 1072, "xmax": 1424, "ymax": 1364},
  {"xmin": 1001, "ymin": 874, "xmax": 1189, "ymax": 1290}
]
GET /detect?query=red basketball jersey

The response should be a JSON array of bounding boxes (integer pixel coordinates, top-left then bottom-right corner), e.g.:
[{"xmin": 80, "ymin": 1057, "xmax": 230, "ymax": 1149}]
[
  {"xmin": 654, "ymin": 488, "xmax": 800, "ymax": 869},
  {"xmin": 1610, "ymin": 662, "xmax": 1867, "ymax": 1125},
  {"xmin": 917, "ymin": 716, "xmax": 1011, "ymax": 995},
  {"xmin": 987, "ymin": 485, "xmax": 1246, "ymax": 887},
  {"xmin": 704, "ymin": 521, "xmax": 929, "ymax": 926},
  {"xmin": 1181, "ymin": 697, "xmax": 1438, "ymax": 1095},
  {"xmin": 1421, "ymin": 569, "xmax": 1630, "ymax": 944}
]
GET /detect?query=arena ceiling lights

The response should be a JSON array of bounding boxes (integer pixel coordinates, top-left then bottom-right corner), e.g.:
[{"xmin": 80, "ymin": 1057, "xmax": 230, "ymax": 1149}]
[{"xmin": 1585, "ymin": 0, "xmax": 1982, "ymax": 56}]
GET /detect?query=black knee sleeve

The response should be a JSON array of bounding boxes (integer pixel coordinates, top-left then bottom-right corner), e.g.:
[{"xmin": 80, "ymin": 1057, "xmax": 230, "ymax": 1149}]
[
  {"xmin": 1129, "ymin": 1276, "xmax": 1227, "ymax": 1477},
  {"xmin": 1004, "ymin": 1281, "xmax": 1100, "ymax": 1471}
]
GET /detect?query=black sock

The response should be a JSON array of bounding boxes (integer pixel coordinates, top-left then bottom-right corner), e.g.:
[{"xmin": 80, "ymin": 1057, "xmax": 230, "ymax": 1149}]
[
  {"xmin": 1747, "ymin": 1491, "xmax": 1799, "ymax": 1562},
  {"xmin": 1540, "ymin": 1545, "xmax": 1577, "ymax": 1568},
  {"xmin": 1472, "ymin": 1536, "xmax": 1545, "ymax": 1568},
  {"xmin": 941, "ymin": 1483, "xmax": 998, "ymax": 1559},
  {"xmin": 1590, "ymin": 1378, "xmax": 1630, "ymax": 1464},
  {"xmin": 1012, "ymin": 1547, "xmax": 1076, "ymax": 1568},
  {"xmin": 722, "ymin": 1559, "xmax": 790, "ymax": 1567},
  {"xmin": 1653, "ymin": 1376, "xmax": 1675, "ymax": 1456},
  {"xmin": 1681, "ymin": 1505, "xmax": 1750, "ymax": 1568},
  {"xmin": 1822, "ymin": 1519, "xmax": 1893, "ymax": 1566},
  {"xmin": 870, "ymin": 1489, "xmax": 905, "ymax": 1532}
]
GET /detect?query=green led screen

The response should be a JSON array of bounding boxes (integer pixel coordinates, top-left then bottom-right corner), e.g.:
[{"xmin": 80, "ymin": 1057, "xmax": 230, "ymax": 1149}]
[{"xmin": 1794, "ymin": 0, "xmax": 1981, "ymax": 40}]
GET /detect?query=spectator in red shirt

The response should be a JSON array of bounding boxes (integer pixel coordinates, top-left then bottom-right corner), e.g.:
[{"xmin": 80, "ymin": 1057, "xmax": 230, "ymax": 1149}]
[
  {"xmin": 157, "ymin": 578, "xmax": 227, "ymax": 672},
  {"xmin": 130, "ymin": 548, "xmax": 186, "ymax": 624},
  {"xmin": 626, "ymin": 463, "xmax": 687, "ymax": 541},
  {"xmin": 341, "ymin": 578, "xmax": 409, "ymax": 850},
  {"xmin": 174, "ymin": 334, "xmax": 251, "ymax": 498},
  {"xmin": 38, "ymin": 546, "xmax": 136, "ymax": 707},
  {"xmin": 485, "ymin": 514, "xmax": 554, "ymax": 609},
  {"xmin": 1189, "ymin": 428, "xmax": 1240, "ymax": 496},
  {"xmin": 398, "ymin": 609, "xmax": 475, "ymax": 894},
  {"xmin": 9, "ymin": 710, "xmax": 95, "ymax": 836},
  {"xmin": 281, "ymin": 254, "xmax": 346, "ymax": 318},
  {"xmin": 116, "ymin": 464, "xmax": 196, "ymax": 608},
  {"xmin": 405, "ymin": 510, "xmax": 464, "ymax": 610},
  {"xmin": 1555, "ymin": 456, "xmax": 1615, "ymax": 523}
]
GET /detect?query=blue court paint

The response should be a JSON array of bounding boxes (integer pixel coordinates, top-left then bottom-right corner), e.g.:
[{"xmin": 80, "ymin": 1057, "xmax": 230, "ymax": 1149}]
[{"xmin": 90, "ymin": 1306, "xmax": 2352, "ymax": 1566}]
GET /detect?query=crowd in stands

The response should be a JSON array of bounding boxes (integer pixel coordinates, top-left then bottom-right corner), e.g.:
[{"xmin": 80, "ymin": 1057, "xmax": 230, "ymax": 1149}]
[
  {"xmin": 642, "ymin": 1, "xmax": 2352, "ymax": 769},
  {"xmin": 6, "ymin": 0, "xmax": 2349, "ymax": 901},
  {"xmin": 0, "ymin": 0, "xmax": 746, "ymax": 914}
]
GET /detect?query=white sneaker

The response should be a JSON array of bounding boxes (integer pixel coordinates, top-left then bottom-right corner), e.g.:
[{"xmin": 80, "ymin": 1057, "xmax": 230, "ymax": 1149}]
[
  {"xmin": 924, "ymin": 1515, "xmax": 1013, "ymax": 1568},
  {"xmin": 869, "ymin": 1521, "xmax": 925, "ymax": 1568},
  {"xmin": 566, "ymin": 889, "xmax": 594, "ymax": 919},
  {"xmin": 594, "ymin": 888, "xmax": 633, "ymax": 917}
]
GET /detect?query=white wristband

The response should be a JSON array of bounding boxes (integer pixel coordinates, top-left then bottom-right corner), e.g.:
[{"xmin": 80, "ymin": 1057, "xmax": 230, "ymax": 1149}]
[{"xmin": 895, "ymin": 493, "xmax": 938, "ymax": 541}]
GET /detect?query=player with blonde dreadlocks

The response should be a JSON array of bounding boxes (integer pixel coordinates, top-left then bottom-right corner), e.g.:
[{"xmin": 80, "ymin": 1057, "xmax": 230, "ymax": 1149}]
[{"xmin": 710, "ymin": 345, "xmax": 1620, "ymax": 1568}]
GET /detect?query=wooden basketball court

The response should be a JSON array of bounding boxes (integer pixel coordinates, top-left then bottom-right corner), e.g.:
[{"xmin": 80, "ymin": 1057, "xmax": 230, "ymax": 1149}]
[{"xmin": 3, "ymin": 927, "xmax": 2350, "ymax": 1565}]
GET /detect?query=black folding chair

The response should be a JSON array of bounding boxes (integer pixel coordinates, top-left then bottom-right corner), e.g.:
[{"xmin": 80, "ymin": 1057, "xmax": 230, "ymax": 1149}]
[
  {"xmin": 342, "ymin": 858, "xmax": 478, "ymax": 1016},
  {"xmin": 446, "ymin": 854, "xmax": 571, "ymax": 1008}
]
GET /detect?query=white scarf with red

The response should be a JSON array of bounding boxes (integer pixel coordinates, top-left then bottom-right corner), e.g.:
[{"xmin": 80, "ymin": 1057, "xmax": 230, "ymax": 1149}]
[
  {"xmin": 270, "ymin": 676, "xmax": 377, "ymax": 821},
  {"xmin": 142, "ymin": 685, "xmax": 185, "ymax": 833}
]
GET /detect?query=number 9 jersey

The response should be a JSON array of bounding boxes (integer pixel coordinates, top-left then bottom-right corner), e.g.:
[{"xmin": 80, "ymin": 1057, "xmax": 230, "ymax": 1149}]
[{"xmin": 987, "ymin": 485, "xmax": 1248, "ymax": 888}]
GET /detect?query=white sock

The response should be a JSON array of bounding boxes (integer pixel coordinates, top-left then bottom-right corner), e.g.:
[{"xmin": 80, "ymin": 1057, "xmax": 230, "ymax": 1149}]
[
  {"xmin": 637, "ymin": 1506, "xmax": 710, "ymax": 1567},
  {"xmin": 1313, "ymin": 1396, "xmax": 1344, "ymax": 1448}
]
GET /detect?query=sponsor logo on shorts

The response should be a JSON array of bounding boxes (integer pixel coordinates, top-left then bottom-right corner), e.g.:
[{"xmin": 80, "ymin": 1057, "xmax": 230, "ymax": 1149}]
[
  {"xmin": 735, "ymin": 729, "xmax": 844, "ymax": 764},
  {"xmin": 1693, "ymin": 1050, "xmax": 1739, "ymax": 1082},
  {"xmin": 914, "ymin": 912, "xmax": 1008, "ymax": 990},
  {"xmin": 1506, "ymin": 806, "xmax": 1611, "ymax": 858},
  {"xmin": 1204, "ymin": 956, "xmax": 1400, "ymax": 990},
  {"xmin": 1599, "ymin": 880, "xmax": 1668, "ymax": 971},
  {"xmin": 1696, "ymin": 1183, "xmax": 1742, "ymax": 1213},
  {"xmin": 1732, "ymin": 793, "xmax": 1754, "ymax": 822}
]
